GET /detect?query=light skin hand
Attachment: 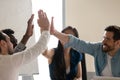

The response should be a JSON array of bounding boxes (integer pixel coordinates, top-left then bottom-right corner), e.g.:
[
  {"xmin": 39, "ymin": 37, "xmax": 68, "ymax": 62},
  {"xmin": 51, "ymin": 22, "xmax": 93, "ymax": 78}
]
[
  {"xmin": 50, "ymin": 17, "xmax": 56, "ymax": 35},
  {"xmin": 37, "ymin": 9, "xmax": 50, "ymax": 32},
  {"xmin": 50, "ymin": 17, "xmax": 69, "ymax": 45}
]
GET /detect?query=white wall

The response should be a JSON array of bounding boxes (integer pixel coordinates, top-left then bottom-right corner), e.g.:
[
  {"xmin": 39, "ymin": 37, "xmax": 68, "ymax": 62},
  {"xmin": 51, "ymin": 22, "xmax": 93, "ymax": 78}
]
[
  {"xmin": 65, "ymin": 0, "xmax": 120, "ymax": 77},
  {"xmin": 0, "ymin": 0, "xmax": 39, "ymax": 75}
]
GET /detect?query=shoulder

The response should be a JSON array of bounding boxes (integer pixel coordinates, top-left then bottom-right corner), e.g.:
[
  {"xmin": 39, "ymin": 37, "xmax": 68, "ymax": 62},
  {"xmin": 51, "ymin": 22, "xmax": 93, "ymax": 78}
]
[{"xmin": 70, "ymin": 49, "xmax": 82, "ymax": 61}]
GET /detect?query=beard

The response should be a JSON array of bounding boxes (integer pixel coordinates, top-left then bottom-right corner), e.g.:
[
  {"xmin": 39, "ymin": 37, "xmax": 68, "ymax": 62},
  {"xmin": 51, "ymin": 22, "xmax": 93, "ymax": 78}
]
[
  {"xmin": 102, "ymin": 44, "xmax": 114, "ymax": 53},
  {"xmin": 8, "ymin": 48, "xmax": 14, "ymax": 55},
  {"xmin": 8, "ymin": 52, "xmax": 13, "ymax": 55}
]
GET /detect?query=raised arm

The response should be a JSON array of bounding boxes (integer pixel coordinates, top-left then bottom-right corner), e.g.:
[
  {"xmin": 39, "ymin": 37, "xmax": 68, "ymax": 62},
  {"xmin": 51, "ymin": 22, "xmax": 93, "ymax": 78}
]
[
  {"xmin": 14, "ymin": 14, "xmax": 34, "ymax": 52},
  {"xmin": 50, "ymin": 17, "xmax": 69, "ymax": 45},
  {"xmin": 12, "ymin": 9, "xmax": 50, "ymax": 66},
  {"xmin": 20, "ymin": 14, "xmax": 34, "ymax": 45}
]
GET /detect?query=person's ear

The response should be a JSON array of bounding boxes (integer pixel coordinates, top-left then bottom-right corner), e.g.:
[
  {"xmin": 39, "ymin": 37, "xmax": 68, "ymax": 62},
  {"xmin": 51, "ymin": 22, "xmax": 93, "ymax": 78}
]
[
  {"xmin": 0, "ymin": 40, "xmax": 7, "ymax": 47},
  {"xmin": 116, "ymin": 40, "xmax": 120, "ymax": 47}
]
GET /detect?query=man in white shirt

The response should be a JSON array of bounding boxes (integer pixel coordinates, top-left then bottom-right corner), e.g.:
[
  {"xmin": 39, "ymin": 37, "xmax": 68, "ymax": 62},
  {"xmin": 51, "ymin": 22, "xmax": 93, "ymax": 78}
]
[
  {"xmin": 0, "ymin": 9, "xmax": 50, "ymax": 80},
  {"xmin": 2, "ymin": 14, "xmax": 34, "ymax": 53}
]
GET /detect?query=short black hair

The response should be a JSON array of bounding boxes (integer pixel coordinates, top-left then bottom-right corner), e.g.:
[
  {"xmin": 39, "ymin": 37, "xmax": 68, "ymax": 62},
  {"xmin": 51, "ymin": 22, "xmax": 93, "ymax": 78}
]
[
  {"xmin": 105, "ymin": 25, "xmax": 120, "ymax": 40},
  {"xmin": 2, "ymin": 29, "xmax": 14, "ymax": 35},
  {"xmin": 2, "ymin": 29, "xmax": 17, "ymax": 48},
  {"xmin": 0, "ymin": 32, "xmax": 6, "ymax": 41}
]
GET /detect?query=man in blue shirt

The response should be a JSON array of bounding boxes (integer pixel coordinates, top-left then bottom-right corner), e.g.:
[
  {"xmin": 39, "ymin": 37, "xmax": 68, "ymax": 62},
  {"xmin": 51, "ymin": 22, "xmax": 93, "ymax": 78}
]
[{"xmin": 50, "ymin": 19, "xmax": 120, "ymax": 77}]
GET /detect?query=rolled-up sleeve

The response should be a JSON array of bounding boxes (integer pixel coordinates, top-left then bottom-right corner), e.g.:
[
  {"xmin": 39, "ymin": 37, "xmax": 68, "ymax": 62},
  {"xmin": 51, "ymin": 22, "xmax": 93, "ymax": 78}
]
[{"xmin": 64, "ymin": 35, "xmax": 76, "ymax": 48}]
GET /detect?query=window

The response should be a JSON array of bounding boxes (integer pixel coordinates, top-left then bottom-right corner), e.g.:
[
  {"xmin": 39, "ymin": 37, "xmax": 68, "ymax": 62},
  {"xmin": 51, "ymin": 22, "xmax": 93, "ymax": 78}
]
[
  {"xmin": 32, "ymin": 0, "xmax": 64, "ymax": 80},
  {"xmin": 19, "ymin": 0, "xmax": 64, "ymax": 80}
]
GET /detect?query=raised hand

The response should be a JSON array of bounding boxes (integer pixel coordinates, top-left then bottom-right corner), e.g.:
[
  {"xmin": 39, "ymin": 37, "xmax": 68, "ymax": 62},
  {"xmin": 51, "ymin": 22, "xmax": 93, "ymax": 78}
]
[
  {"xmin": 50, "ymin": 17, "xmax": 55, "ymax": 35},
  {"xmin": 20, "ymin": 14, "xmax": 34, "ymax": 45},
  {"xmin": 24, "ymin": 14, "xmax": 34, "ymax": 37},
  {"xmin": 37, "ymin": 9, "xmax": 50, "ymax": 32}
]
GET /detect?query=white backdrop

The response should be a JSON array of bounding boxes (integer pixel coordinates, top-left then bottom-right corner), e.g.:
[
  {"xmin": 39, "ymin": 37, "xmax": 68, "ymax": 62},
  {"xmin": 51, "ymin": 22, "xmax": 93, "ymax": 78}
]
[{"xmin": 0, "ymin": 0, "xmax": 39, "ymax": 75}]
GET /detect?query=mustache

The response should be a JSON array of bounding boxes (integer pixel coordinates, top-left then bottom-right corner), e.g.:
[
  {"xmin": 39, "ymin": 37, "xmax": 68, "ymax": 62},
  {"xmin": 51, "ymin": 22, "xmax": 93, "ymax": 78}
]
[{"xmin": 103, "ymin": 44, "xmax": 108, "ymax": 46}]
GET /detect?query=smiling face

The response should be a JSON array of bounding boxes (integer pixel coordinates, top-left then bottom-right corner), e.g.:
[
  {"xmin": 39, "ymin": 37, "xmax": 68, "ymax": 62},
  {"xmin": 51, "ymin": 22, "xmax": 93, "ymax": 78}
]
[
  {"xmin": 102, "ymin": 31, "xmax": 117, "ymax": 53},
  {"xmin": 102, "ymin": 25, "xmax": 120, "ymax": 54}
]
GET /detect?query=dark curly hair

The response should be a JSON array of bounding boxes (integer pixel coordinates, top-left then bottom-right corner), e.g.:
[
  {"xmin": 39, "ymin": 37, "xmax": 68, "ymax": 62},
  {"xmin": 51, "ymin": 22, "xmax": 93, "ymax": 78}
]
[{"xmin": 105, "ymin": 25, "xmax": 120, "ymax": 41}]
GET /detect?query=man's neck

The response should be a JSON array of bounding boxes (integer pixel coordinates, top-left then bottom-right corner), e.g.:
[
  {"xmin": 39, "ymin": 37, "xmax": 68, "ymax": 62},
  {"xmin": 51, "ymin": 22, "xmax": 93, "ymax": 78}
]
[{"xmin": 108, "ymin": 49, "xmax": 119, "ymax": 57}]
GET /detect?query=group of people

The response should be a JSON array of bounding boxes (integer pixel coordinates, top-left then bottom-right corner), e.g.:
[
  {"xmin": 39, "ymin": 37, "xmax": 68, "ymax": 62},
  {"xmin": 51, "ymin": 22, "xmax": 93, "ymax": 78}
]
[{"xmin": 0, "ymin": 9, "xmax": 120, "ymax": 80}]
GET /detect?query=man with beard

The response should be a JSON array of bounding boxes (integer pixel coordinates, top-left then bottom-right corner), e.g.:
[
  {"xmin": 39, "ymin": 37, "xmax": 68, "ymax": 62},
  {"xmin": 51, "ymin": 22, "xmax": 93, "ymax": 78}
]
[
  {"xmin": 0, "ymin": 9, "xmax": 50, "ymax": 80},
  {"xmin": 50, "ymin": 22, "xmax": 120, "ymax": 77},
  {"xmin": 1, "ymin": 14, "xmax": 34, "ymax": 54}
]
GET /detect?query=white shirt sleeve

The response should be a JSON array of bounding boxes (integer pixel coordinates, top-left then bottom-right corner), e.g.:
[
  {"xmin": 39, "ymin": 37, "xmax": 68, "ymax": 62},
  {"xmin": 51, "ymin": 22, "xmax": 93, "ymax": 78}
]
[{"xmin": 11, "ymin": 31, "xmax": 50, "ymax": 67}]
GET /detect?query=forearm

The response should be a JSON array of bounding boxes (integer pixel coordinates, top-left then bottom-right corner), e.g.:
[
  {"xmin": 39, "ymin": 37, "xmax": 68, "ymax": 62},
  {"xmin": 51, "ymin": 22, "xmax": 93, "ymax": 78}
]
[
  {"xmin": 28, "ymin": 31, "xmax": 50, "ymax": 58},
  {"xmin": 23, "ymin": 31, "xmax": 50, "ymax": 63},
  {"xmin": 12, "ymin": 31, "xmax": 50, "ymax": 66},
  {"xmin": 20, "ymin": 34, "xmax": 31, "ymax": 45},
  {"xmin": 53, "ymin": 30, "xmax": 69, "ymax": 45}
]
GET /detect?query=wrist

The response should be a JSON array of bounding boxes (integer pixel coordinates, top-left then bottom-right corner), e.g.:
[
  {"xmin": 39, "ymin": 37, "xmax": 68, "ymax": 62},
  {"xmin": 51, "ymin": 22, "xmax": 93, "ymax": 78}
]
[
  {"xmin": 23, "ymin": 34, "xmax": 30, "ymax": 39},
  {"xmin": 20, "ymin": 35, "xmax": 30, "ymax": 45},
  {"xmin": 41, "ymin": 28, "xmax": 49, "ymax": 33},
  {"xmin": 52, "ymin": 29, "xmax": 57, "ymax": 35}
]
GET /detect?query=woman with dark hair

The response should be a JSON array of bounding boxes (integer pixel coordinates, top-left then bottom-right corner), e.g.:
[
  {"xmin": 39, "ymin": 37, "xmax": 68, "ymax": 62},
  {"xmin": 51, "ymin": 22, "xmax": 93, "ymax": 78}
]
[{"xmin": 43, "ymin": 26, "xmax": 82, "ymax": 80}]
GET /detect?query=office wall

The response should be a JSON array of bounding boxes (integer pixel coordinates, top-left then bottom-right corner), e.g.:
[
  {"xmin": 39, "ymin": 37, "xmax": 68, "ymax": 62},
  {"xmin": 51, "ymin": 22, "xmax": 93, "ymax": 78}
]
[
  {"xmin": 1, "ymin": 0, "xmax": 120, "ymax": 78},
  {"xmin": 65, "ymin": 0, "xmax": 120, "ymax": 77},
  {"xmin": 0, "ymin": 0, "xmax": 39, "ymax": 75}
]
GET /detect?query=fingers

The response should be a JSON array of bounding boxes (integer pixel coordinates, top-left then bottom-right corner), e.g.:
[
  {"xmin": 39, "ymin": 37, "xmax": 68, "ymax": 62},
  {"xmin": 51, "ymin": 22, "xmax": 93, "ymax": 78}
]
[
  {"xmin": 50, "ymin": 17, "xmax": 54, "ymax": 30},
  {"xmin": 50, "ymin": 17, "xmax": 55, "ymax": 35},
  {"xmin": 38, "ymin": 10, "xmax": 47, "ymax": 21},
  {"xmin": 37, "ymin": 9, "xmax": 50, "ymax": 31},
  {"xmin": 51, "ymin": 17, "xmax": 54, "ymax": 26},
  {"xmin": 25, "ymin": 14, "xmax": 34, "ymax": 37},
  {"xmin": 38, "ymin": 10, "xmax": 44, "ymax": 20},
  {"xmin": 28, "ymin": 14, "xmax": 34, "ymax": 25}
]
